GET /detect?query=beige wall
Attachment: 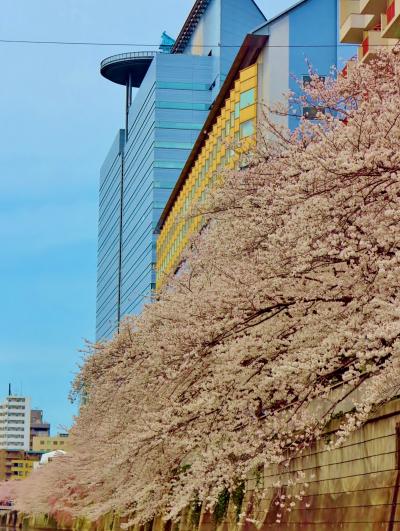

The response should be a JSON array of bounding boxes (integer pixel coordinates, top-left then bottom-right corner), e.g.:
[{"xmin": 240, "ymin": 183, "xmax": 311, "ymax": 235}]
[{"xmin": 32, "ymin": 435, "xmax": 70, "ymax": 453}]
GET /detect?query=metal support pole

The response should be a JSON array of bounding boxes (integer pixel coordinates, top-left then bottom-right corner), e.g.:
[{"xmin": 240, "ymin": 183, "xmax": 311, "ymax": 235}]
[
  {"xmin": 128, "ymin": 73, "xmax": 132, "ymax": 107},
  {"xmin": 125, "ymin": 74, "xmax": 132, "ymax": 143},
  {"xmin": 125, "ymin": 82, "xmax": 129, "ymax": 143}
]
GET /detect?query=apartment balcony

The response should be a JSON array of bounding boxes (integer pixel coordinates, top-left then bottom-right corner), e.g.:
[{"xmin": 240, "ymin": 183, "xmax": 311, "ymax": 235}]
[
  {"xmin": 341, "ymin": 13, "xmax": 375, "ymax": 43},
  {"xmin": 358, "ymin": 29, "xmax": 396, "ymax": 61},
  {"xmin": 360, "ymin": 0, "xmax": 388, "ymax": 25},
  {"xmin": 361, "ymin": 0, "xmax": 389, "ymax": 13},
  {"xmin": 361, "ymin": 0, "xmax": 387, "ymax": 14},
  {"xmin": 340, "ymin": 0, "xmax": 361, "ymax": 24},
  {"xmin": 381, "ymin": 0, "xmax": 400, "ymax": 38}
]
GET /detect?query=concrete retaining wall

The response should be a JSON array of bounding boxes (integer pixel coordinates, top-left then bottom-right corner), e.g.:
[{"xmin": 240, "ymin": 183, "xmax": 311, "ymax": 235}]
[{"xmin": 2, "ymin": 399, "xmax": 400, "ymax": 530}]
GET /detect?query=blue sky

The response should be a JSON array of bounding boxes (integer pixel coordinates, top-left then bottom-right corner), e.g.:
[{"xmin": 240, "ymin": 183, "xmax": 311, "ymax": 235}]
[{"xmin": 0, "ymin": 0, "xmax": 337, "ymax": 431}]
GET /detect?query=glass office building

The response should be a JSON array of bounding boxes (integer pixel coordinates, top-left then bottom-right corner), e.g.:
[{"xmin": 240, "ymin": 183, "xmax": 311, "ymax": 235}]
[
  {"xmin": 96, "ymin": 0, "xmax": 266, "ymax": 340},
  {"xmin": 97, "ymin": 131, "xmax": 125, "ymax": 340}
]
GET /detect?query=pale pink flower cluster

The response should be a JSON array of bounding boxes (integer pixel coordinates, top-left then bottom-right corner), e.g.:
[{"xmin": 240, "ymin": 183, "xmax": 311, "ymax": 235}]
[{"xmin": 4, "ymin": 50, "xmax": 400, "ymax": 525}]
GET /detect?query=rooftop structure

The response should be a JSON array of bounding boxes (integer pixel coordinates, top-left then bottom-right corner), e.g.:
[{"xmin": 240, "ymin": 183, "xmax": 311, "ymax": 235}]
[
  {"xmin": 172, "ymin": 0, "xmax": 265, "ymax": 53},
  {"xmin": 100, "ymin": 51, "xmax": 158, "ymax": 87},
  {"xmin": 100, "ymin": 51, "xmax": 159, "ymax": 139},
  {"xmin": 30, "ymin": 409, "xmax": 50, "ymax": 450},
  {"xmin": 159, "ymin": 32, "xmax": 176, "ymax": 53},
  {"xmin": 172, "ymin": 0, "xmax": 212, "ymax": 53}
]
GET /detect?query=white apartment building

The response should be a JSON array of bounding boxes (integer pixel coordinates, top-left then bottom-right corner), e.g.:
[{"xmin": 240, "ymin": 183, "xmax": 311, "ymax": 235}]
[{"xmin": 0, "ymin": 395, "xmax": 31, "ymax": 451}]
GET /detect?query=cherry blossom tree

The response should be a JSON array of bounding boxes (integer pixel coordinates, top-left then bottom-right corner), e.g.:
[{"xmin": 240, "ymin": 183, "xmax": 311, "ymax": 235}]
[{"xmin": 4, "ymin": 49, "xmax": 400, "ymax": 525}]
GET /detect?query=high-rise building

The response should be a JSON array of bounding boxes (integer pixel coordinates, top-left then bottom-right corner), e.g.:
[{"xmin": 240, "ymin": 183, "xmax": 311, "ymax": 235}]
[
  {"xmin": 156, "ymin": 0, "xmax": 340, "ymax": 283},
  {"xmin": 0, "ymin": 395, "xmax": 31, "ymax": 451},
  {"xmin": 30, "ymin": 409, "xmax": 50, "ymax": 450},
  {"xmin": 96, "ymin": 0, "xmax": 266, "ymax": 341}
]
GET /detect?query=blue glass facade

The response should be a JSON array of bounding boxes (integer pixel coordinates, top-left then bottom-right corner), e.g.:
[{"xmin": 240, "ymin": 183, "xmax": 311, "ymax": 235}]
[
  {"xmin": 120, "ymin": 54, "xmax": 214, "ymax": 318},
  {"xmin": 96, "ymin": 0, "xmax": 266, "ymax": 341},
  {"xmin": 96, "ymin": 130, "xmax": 125, "ymax": 340}
]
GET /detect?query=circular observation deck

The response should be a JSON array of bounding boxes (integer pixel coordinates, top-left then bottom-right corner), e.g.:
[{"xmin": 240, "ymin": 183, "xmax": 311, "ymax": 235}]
[{"xmin": 100, "ymin": 51, "xmax": 158, "ymax": 87}]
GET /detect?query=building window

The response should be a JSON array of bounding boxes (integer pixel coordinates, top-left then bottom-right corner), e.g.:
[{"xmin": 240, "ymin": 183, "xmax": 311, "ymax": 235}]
[
  {"xmin": 154, "ymin": 161, "xmax": 185, "ymax": 169},
  {"xmin": 239, "ymin": 119, "xmax": 254, "ymax": 139},
  {"xmin": 155, "ymin": 101, "xmax": 210, "ymax": 111},
  {"xmin": 156, "ymin": 81, "xmax": 210, "ymax": 91},
  {"xmin": 154, "ymin": 141, "xmax": 193, "ymax": 150},
  {"xmin": 240, "ymin": 88, "xmax": 255, "ymax": 110},
  {"xmin": 303, "ymin": 106, "xmax": 326, "ymax": 120},
  {"xmin": 155, "ymin": 121, "xmax": 203, "ymax": 130},
  {"xmin": 302, "ymin": 75, "xmax": 326, "ymax": 87}
]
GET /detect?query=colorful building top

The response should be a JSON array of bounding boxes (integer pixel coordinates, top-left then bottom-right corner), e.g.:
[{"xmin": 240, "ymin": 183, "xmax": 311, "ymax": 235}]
[
  {"xmin": 156, "ymin": 0, "xmax": 340, "ymax": 288},
  {"xmin": 340, "ymin": 0, "xmax": 400, "ymax": 61}
]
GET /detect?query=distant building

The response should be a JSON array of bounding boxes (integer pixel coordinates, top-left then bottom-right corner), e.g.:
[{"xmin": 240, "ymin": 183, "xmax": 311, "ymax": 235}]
[
  {"xmin": 0, "ymin": 395, "xmax": 31, "ymax": 451},
  {"xmin": 96, "ymin": 0, "xmax": 266, "ymax": 340},
  {"xmin": 29, "ymin": 409, "xmax": 50, "ymax": 450},
  {"xmin": 32, "ymin": 433, "xmax": 70, "ymax": 453},
  {"xmin": 0, "ymin": 449, "xmax": 42, "ymax": 481}
]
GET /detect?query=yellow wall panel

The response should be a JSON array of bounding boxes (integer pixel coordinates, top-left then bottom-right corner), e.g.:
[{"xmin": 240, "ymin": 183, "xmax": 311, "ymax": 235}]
[
  {"xmin": 240, "ymin": 64, "xmax": 257, "ymax": 81},
  {"xmin": 240, "ymin": 77, "xmax": 257, "ymax": 92},
  {"xmin": 240, "ymin": 105, "xmax": 256, "ymax": 122}
]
